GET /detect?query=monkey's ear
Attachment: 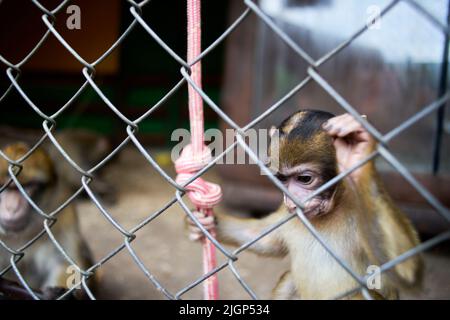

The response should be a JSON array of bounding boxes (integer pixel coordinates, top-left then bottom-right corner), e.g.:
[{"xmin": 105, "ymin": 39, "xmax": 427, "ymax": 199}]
[{"xmin": 269, "ymin": 126, "xmax": 277, "ymax": 138}]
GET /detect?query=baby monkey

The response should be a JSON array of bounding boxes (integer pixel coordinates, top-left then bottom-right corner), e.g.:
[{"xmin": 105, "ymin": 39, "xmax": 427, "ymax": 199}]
[{"xmin": 188, "ymin": 110, "xmax": 423, "ymax": 300}]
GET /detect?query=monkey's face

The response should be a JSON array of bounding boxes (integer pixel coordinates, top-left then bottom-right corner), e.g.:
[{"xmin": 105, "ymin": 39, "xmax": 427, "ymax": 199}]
[
  {"xmin": 275, "ymin": 163, "xmax": 336, "ymax": 218},
  {"xmin": 0, "ymin": 184, "xmax": 40, "ymax": 234},
  {"xmin": 269, "ymin": 110, "xmax": 340, "ymax": 219},
  {"xmin": 0, "ymin": 143, "xmax": 53, "ymax": 235}
]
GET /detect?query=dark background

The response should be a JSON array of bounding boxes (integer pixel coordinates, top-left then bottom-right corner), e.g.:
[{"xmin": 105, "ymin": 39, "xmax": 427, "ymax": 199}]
[{"xmin": 0, "ymin": 0, "xmax": 227, "ymax": 144}]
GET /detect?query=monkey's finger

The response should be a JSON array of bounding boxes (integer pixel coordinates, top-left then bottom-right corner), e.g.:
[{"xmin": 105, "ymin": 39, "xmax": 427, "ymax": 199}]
[
  {"xmin": 188, "ymin": 223, "xmax": 215, "ymax": 242},
  {"xmin": 188, "ymin": 231, "xmax": 204, "ymax": 242},
  {"xmin": 184, "ymin": 219, "xmax": 205, "ymax": 241},
  {"xmin": 186, "ymin": 210, "xmax": 207, "ymax": 225},
  {"xmin": 188, "ymin": 229, "xmax": 208, "ymax": 241},
  {"xmin": 187, "ymin": 215, "xmax": 215, "ymax": 227},
  {"xmin": 325, "ymin": 113, "xmax": 364, "ymax": 128},
  {"xmin": 324, "ymin": 114, "xmax": 367, "ymax": 137},
  {"xmin": 191, "ymin": 210, "xmax": 207, "ymax": 219},
  {"xmin": 334, "ymin": 121, "xmax": 364, "ymax": 138},
  {"xmin": 322, "ymin": 114, "xmax": 352, "ymax": 135},
  {"xmin": 326, "ymin": 113, "xmax": 353, "ymax": 125},
  {"xmin": 336, "ymin": 114, "xmax": 368, "ymax": 130},
  {"xmin": 323, "ymin": 120, "xmax": 349, "ymax": 136},
  {"xmin": 188, "ymin": 224, "xmax": 212, "ymax": 233},
  {"xmin": 188, "ymin": 221, "xmax": 216, "ymax": 235},
  {"xmin": 337, "ymin": 115, "xmax": 375, "ymax": 143}
]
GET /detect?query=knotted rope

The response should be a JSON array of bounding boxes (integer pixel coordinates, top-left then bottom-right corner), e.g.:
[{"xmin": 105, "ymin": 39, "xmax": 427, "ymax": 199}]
[{"xmin": 175, "ymin": 0, "xmax": 222, "ymax": 300}]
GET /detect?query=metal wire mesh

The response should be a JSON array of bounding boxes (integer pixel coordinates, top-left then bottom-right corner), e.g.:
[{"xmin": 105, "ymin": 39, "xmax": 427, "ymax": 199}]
[{"xmin": 0, "ymin": 0, "xmax": 449, "ymax": 300}]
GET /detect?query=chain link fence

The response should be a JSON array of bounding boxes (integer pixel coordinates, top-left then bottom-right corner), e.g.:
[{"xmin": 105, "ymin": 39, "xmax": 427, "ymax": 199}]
[{"xmin": 0, "ymin": 0, "xmax": 449, "ymax": 300}]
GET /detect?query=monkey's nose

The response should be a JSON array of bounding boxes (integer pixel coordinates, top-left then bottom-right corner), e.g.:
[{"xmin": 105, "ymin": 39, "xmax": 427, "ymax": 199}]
[
  {"xmin": 1, "ymin": 191, "xmax": 24, "ymax": 217},
  {"xmin": 283, "ymin": 195, "xmax": 297, "ymax": 213}
]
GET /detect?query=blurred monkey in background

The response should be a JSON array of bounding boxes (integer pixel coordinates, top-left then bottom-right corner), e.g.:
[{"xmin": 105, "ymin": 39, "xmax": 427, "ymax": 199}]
[
  {"xmin": 0, "ymin": 143, "xmax": 95, "ymax": 298},
  {"xmin": 0, "ymin": 128, "xmax": 116, "ymax": 204},
  {"xmin": 45, "ymin": 130, "xmax": 116, "ymax": 204},
  {"xmin": 0, "ymin": 131, "xmax": 109, "ymax": 299}
]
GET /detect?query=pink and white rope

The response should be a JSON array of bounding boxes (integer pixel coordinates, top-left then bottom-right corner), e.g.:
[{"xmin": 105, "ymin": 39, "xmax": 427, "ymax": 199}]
[{"xmin": 175, "ymin": 0, "xmax": 222, "ymax": 300}]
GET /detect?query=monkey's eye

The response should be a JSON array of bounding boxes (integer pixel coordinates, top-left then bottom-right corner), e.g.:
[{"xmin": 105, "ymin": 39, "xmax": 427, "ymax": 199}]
[
  {"xmin": 20, "ymin": 182, "xmax": 42, "ymax": 193},
  {"xmin": 275, "ymin": 174, "xmax": 288, "ymax": 183},
  {"xmin": 296, "ymin": 175, "xmax": 313, "ymax": 184}
]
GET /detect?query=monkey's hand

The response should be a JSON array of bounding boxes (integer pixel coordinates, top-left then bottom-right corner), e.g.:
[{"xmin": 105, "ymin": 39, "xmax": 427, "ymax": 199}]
[
  {"xmin": 185, "ymin": 210, "xmax": 216, "ymax": 242},
  {"xmin": 322, "ymin": 113, "xmax": 376, "ymax": 181}
]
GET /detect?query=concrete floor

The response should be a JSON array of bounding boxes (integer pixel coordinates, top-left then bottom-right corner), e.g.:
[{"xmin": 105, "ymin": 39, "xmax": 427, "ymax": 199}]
[{"xmin": 74, "ymin": 147, "xmax": 450, "ymax": 300}]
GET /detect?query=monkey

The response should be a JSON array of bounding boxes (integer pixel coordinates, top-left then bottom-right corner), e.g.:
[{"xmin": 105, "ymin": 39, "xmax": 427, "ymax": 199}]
[
  {"xmin": 0, "ymin": 142, "xmax": 95, "ymax": 299},
  {"xmin": 188, "ymin": 110, "xmax": 423, "ymax": 300},
  {"xmin": 44, "ymin": 129, "xmax": 116, "ymax": 204},
  {"xmin": 0, "ymin": 128, "xmax": 116, "ymax": 204}
]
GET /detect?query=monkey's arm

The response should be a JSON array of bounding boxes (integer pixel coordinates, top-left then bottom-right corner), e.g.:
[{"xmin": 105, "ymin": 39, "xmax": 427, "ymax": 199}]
[
  {"xmin": 324, "ymin": 113, "xmax": 423, "ymax": 289},
  {"xmin": 271, "ymin": 271, "xmax": 298, "ymax": 299},
  {"xmin": 216, "ymin": 210, "xmax": 288, "ymax": 257},
  {"xmin": 362, "ymin": 171, "xmax": 423, "ymax": 288},
  {"xmin": 36, "ymin": 206, "xmax": 95, "ymax": 293},
  {"xmin": 46, "ymin": 130, "xmax": 116, "ymax": 204},
  {"xmin": 189, "ymin": 208, "xmax": 288, "ymax": 257}
]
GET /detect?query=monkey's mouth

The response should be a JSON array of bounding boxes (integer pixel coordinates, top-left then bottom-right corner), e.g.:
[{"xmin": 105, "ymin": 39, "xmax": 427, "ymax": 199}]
[
  {"xmin": 0, "ymin": 215, "xmax": 31, "ymax": 233},
  {"xmin": 288, "ymin": 198, "xmax": 331, "ymax": 219}
]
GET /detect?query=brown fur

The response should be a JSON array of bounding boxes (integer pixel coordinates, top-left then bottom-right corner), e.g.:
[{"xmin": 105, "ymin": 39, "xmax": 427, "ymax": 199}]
[
  {"xmin": 0, "ymin": 143, "xmax": 55, "ymax": 185},
  {"xmin": 213, "ymin": 110, "xmax": 423, "ymax": 299},
  {"xmin": 0, "ymin": 143, "xmax": 95, "ymax": 299}
]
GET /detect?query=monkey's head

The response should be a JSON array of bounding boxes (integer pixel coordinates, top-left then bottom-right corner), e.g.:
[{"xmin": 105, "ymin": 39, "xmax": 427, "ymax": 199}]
[
  {"xmin": 268, "ymin": 109, "xmax": 342, "ymax": 219},
  {"xmin": 0, "ymin": 143, "xmax": 55, "ymax": 235}
]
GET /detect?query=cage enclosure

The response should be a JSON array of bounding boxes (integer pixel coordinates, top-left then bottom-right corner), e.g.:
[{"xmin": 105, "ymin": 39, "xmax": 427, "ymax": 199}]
[{"xmin": 218, "ymin": 0, "xmax": 450, "ymax": 235}]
